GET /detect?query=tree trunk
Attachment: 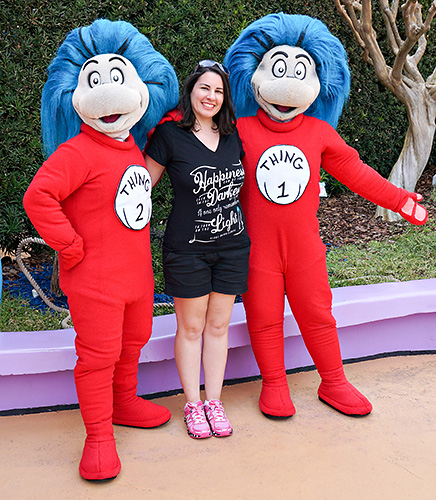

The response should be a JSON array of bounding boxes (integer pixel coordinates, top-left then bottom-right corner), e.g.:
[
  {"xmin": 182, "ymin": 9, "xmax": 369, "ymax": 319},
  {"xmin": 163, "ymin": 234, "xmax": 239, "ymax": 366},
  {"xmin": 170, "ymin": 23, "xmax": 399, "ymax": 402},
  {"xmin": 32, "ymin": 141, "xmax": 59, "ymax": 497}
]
[{"xmin": 375, "ymin": 91, "xmax": 436, "ymax": 221}]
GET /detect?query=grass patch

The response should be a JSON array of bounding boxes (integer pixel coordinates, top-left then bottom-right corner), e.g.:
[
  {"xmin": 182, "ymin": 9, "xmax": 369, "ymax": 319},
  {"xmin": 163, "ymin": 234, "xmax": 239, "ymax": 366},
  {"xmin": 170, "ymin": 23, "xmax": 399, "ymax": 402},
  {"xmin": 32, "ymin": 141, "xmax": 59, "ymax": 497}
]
[
  {"xmin": 327, "ymin": 221, "xmax": 436, "ymax": 287},
  {"xmin": 2, "ymin": 220, "xmax": 435, "ymax": 332},
  {"xmin": 0, "ymin": 292, "xmax": 66, "ymax": 332},
  {"xmin": 0, "ymin": 290, "xmax": 175, "ymax": 331}
]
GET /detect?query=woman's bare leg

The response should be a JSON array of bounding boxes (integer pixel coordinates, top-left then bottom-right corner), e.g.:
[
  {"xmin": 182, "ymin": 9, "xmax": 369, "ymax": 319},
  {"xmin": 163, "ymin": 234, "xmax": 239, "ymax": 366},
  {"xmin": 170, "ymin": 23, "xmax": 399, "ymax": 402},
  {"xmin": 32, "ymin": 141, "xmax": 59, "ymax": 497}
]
[
  {"xmin": 202, "ymin": 292, "xmax": 235, "ymax": 401},
  {"xmin": 174, "ymin": 295, "xmax": 209, "ymax": 403}
]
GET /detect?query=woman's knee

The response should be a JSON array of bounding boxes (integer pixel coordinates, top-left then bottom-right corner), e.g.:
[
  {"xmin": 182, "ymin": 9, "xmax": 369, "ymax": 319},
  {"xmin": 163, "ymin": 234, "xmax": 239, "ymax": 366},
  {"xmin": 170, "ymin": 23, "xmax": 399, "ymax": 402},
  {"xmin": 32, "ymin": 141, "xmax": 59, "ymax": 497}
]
[
  {"xmin": 204, "ymin": 317, "xmax": 229, "ymax": 339},
  {"xmin": 176, "ymin": 320, "xmax": 205, "ymax": 342}
]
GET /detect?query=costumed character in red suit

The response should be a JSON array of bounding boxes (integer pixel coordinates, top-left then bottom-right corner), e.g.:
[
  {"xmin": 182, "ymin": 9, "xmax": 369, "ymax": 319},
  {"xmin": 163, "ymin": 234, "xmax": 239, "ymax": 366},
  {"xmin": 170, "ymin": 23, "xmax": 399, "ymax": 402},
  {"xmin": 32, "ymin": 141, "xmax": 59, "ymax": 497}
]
[
  {"xmin": 223, "ymin": 13, "xmax": 427, "ymax": 419},
  {"xmin": 23, "ymin": 19, "xmax": 178, "ymax": 481}
]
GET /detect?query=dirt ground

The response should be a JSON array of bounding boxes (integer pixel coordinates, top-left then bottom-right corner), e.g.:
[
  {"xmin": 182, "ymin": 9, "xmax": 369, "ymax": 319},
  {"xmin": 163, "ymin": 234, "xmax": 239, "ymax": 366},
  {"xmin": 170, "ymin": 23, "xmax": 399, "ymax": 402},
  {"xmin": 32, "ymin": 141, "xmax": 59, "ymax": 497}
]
[
  {"xmin": 1, "ymin": 355, "xmax": 436, "ymax": 500},
  {"xmin": 317, "ymin": 164, "xmax": 436, "ymax": 249}
]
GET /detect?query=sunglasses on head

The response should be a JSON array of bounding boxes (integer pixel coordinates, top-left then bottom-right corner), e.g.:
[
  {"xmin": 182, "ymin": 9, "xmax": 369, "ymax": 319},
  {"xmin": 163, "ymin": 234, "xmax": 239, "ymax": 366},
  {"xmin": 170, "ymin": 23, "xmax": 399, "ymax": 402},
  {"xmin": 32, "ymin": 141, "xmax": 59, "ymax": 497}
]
[{"xmin": 194, "ymin": 60, "xmax": 230, "ymax": 76}]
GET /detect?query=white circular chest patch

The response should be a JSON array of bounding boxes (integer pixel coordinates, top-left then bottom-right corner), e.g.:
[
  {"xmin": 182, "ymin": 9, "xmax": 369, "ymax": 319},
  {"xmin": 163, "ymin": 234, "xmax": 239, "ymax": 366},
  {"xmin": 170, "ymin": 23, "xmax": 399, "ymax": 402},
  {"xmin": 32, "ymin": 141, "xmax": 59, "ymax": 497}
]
[
  {"xmin": 115, "ymin": 165, "xmax": 152, "ymax": 230},
  {"xmin": 256, "ymin": 145, "xmax": 310, "ymax": 205}
]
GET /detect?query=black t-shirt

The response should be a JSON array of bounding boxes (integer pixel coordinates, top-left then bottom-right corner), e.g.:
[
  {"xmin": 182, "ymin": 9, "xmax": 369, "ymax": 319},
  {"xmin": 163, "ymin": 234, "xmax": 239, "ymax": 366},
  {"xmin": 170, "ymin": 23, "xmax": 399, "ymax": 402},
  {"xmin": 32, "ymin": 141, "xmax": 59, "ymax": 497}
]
[{"xmin": 146, "ymin": 121, "xmax": 250, "ymax": 252}]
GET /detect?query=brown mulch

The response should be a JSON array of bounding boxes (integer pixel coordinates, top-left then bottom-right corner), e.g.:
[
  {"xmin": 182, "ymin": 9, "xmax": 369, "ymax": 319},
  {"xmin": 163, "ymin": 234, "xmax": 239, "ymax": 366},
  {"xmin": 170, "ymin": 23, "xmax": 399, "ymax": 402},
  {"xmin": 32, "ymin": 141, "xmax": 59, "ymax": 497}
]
[
  {"xmin": 318, "ymin": 165, "xmax": 436, "ymax": 249},
  {"xmin": 1, "ymin": 248, "xmax": 55, "ymax": 282},
  {"xmin": 2, "ymin": 166, "xmax": 435, "ymax": 281}
]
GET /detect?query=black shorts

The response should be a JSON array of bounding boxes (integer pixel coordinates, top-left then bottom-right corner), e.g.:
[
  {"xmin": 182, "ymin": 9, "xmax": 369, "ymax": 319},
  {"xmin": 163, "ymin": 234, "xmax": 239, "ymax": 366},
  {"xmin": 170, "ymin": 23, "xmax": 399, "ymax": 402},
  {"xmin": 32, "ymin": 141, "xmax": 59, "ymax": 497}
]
[{"xmin": 163, "ymin": 244, "xmax": 251, "ymax": 299}]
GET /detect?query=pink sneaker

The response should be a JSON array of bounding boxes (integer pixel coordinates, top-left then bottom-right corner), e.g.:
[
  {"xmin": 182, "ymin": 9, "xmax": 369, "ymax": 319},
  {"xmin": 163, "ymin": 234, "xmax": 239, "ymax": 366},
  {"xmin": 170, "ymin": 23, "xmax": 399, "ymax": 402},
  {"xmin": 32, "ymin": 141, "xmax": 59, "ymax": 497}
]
[
  {"xmin": 204, "ymin": 400, "xmax": 233, "ymax": 437},
  {"xmin": 183, "ymin": 401, "xmax": 212, "ymax": 439}
]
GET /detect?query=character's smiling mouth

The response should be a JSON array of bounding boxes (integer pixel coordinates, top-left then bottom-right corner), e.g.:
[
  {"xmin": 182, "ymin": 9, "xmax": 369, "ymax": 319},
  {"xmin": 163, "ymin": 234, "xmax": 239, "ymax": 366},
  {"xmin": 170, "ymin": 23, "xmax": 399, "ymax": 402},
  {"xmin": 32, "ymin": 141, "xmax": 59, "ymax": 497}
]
[
  {"xmin": 101, "ymin": 114, "xmax": 121, "ymax": 123},
  {"xmin": 273, "ymin": 105, "xmax": 296, "ymax": 113}
]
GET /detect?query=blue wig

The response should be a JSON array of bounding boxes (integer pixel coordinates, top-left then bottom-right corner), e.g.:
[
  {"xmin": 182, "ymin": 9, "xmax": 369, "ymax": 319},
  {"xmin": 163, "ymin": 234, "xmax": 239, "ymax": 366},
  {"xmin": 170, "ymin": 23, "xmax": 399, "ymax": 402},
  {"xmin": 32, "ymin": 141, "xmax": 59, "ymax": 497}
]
[
  {"xmin": 223, "ymin": 13, "xmax": 350, "ymax": 128},
  {"xmin": 41, "ymin": 19, "xmax": 179, "ymax": 156}
]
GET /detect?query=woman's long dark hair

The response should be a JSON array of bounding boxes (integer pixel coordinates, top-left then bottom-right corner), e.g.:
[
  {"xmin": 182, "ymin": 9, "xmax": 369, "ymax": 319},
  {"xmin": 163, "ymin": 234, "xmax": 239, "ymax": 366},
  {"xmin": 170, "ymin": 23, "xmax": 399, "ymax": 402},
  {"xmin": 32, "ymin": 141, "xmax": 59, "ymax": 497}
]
[{"xmin": 177, "ymin": 66, "xmax": 236, "ymax": 135}]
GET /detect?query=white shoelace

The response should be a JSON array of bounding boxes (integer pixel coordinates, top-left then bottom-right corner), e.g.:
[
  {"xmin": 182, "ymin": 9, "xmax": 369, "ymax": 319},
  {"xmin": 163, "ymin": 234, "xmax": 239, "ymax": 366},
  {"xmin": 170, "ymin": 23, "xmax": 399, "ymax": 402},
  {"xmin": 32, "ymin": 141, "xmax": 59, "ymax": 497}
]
[
  {"xmin": 207, "ymin": 402, "xmax": 226, "ymax": 422},
  {"xmin": 187, "ymin": 404, "xmax": 207, "ymax": 424}
]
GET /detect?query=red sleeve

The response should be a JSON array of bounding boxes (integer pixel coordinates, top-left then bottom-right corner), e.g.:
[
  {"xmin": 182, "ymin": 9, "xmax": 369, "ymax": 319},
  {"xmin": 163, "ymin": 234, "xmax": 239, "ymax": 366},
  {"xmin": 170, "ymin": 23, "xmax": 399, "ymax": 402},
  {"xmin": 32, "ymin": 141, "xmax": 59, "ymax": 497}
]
[
  {"xmin": 144, "ymin": 108, "xmax": 182, "ymax": 185},
  {"xmin": 145, "ymin": 108, "xmax": 182, "ymax": 145},
  {"xmin": 23, "ymin": 142, "xmax": 89, "ymax": 269},
  {"xmin": 320, "ymin": 124, "xmax": 409, "ymax": 213}
]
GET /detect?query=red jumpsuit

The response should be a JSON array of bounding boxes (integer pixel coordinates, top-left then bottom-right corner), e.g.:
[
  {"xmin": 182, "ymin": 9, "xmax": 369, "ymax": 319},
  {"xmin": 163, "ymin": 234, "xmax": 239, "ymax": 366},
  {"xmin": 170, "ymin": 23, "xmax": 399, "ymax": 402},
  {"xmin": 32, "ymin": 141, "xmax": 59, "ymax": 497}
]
[
  {"xmin": 23, "ymin": 124, "xmax": 169, "ymax": 479},
  {"xmin": 237, "ymin": 109, "xmax": 411, "ymax": 417}
]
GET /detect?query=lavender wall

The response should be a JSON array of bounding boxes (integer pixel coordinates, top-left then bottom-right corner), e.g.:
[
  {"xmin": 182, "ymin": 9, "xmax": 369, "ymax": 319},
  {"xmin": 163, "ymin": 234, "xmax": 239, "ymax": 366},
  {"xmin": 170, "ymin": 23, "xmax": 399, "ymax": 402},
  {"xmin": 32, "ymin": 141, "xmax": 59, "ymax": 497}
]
[{"xmin": 1, "ymin": 279, "xmax": 436, "ymax": 413}]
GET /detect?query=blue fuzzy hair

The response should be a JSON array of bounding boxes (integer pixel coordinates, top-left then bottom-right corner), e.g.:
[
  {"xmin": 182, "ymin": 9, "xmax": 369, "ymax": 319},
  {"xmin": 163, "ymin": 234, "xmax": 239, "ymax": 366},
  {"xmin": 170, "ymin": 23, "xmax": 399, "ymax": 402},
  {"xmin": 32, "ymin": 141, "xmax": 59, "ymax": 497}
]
[
  {"xmin": 223, "ymin": 13, "xmax": 350, "ymax": 128},
  {"xmin": 41, "ymin": 19, "xmax": 179, "ymax": 156}
]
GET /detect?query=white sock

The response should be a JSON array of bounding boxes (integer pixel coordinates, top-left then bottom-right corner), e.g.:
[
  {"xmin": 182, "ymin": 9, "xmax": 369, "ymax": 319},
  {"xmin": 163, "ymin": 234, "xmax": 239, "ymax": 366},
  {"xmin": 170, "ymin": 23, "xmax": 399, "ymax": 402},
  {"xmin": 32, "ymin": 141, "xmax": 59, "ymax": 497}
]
[{"xmin": 185, "ymin": 400, "xmax": 202, "ymax": 407}]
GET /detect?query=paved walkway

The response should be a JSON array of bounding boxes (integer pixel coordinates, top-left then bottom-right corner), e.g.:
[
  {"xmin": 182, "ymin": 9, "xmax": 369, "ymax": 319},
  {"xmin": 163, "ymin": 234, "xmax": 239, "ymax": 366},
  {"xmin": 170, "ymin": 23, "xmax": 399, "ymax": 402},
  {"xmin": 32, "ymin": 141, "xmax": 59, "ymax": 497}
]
[{"xmin": 1, "ymin": 354, "xmax": 436, "ymax": 500}]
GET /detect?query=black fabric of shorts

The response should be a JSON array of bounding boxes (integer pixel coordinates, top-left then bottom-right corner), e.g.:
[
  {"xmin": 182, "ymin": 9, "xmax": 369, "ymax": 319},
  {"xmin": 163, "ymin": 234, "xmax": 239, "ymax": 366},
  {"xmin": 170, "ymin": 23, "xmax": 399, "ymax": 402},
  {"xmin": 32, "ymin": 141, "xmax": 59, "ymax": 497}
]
[{"xmin": 162, "ymin": 244, "xmax": 251, "ymax": 299}]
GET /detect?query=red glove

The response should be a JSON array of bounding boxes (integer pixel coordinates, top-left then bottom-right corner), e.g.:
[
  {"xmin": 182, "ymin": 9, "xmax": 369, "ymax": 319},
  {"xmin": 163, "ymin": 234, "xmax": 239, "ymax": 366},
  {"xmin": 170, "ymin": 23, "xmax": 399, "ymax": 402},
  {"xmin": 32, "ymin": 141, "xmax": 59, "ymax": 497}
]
[
  {"xmin": 60, "ymin": 233, "xmax": 85, "ymax": 270},
  {"xmin": 399, "ymin": 193, "xmax": 428, "ymax": 225}
]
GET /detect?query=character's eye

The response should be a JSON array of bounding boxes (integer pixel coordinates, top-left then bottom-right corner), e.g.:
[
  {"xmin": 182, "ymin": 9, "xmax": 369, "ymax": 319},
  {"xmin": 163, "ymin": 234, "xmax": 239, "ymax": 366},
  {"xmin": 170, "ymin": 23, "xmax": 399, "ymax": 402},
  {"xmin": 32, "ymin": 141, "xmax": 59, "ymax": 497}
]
[
  {"xmin": 111, "ymin": 68, "xmax": 124, "ymax": 85},
  {"xmin": 272, "ymin": 59, "xmax": 287, "ymax": 78},
  {"xmin": 294, "ymin": 61, "xmax": 307, "ymax": 80},
  {"xmin": 88, "ymin": 71, "xmax": 101, "ymax": 88}
]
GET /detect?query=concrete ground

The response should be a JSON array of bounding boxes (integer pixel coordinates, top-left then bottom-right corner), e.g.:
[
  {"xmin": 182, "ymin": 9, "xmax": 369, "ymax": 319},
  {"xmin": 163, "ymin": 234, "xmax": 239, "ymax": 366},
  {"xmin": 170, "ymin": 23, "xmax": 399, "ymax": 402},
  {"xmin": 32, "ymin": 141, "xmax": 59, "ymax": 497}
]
[{"xmin": 1, "ymin": 354, "xmax": 436, "ymax": 500}]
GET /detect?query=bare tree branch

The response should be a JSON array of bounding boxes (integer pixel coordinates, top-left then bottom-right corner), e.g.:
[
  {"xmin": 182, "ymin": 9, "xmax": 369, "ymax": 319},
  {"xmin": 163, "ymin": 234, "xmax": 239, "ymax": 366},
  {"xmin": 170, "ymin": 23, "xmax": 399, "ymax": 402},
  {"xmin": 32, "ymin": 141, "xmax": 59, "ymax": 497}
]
[
  {"xmin": 360, "ymin": 1, "xmax": 392, "ymax": 84},
  {"xmin": 391, "ymin": 0, "xmax": 436, "ymax": 83},
  {"xmin": 334, "ymin": 0, "xmax": 367, "ymax": 56},
  {"xmin": 333, "ymin": 0, "xmax": 436, "ymax": 219},
  {"xmin": 334, "ymin": 0, "xmax": 436, "ymax": 91},
  {"xmin": 423, "ymin": 1, "xmax": 436, "ymax": 30},
  {"xmin": 391, "ymin": 0, "xmax": 400, "ymax": 17},
  {"xmin": 410, "ymin": 32, "xmax": 427, "ymax": 66},
  {"xmin": 379, "ymin": 0, "xmax": 402, "ymax": 53}
]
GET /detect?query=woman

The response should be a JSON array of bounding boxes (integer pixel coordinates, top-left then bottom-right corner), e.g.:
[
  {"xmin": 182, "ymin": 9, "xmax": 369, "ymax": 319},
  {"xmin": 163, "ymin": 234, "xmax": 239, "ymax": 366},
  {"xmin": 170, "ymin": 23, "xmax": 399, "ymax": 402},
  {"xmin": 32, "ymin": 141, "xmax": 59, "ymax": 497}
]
[{"xmin": 144, "ymin": 60, "xmax": 250, "ymax": 439}]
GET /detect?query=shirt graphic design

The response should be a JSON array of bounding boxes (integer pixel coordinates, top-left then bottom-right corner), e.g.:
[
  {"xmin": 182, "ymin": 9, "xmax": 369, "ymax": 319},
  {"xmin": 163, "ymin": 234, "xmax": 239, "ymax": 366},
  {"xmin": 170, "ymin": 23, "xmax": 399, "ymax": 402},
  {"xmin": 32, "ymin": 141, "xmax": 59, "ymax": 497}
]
[
  {"xmin": 115, "ymin": 165, "xmax": 152, "ymax": 230},
  {"xmin": 256, "ymin": 145, "xmax": 310, "ymax": 205},
  {"xmin": 190, "ymin": 161, "xmax": 245, "ymax": 243}
]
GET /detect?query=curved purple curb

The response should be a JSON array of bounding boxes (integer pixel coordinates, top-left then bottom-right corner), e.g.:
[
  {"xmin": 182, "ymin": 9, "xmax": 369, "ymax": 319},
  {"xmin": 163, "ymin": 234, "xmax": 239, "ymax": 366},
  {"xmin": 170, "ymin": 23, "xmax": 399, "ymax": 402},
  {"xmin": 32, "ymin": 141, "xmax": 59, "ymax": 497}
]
[{"xmin": 1, "ymin": 279, "xmax": 436, "ymax": 412}]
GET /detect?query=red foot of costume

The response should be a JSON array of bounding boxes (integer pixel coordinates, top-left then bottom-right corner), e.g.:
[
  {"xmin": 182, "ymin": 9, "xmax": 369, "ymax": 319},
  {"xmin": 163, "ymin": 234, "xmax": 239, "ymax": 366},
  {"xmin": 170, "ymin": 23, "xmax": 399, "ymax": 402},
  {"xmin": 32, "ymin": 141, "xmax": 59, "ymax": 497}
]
[
  {"xmin": 79, "ymin": 422, "xmax": 120, "ymax": 481},
  {"xmin": 317, "ymin": 372, "xmax": 372, "ymax": 416},
  {"xmin": 259, "ymin": 382, "xmax": 296, "ymax": 418},
  {"xmin": 112, "ymin": 353, "xmax": 171, "ymax": 427},
  {"xmin": 70, "ymin": 287, "xmax": 170, "ymax": 481},
  {"xmin": 251, "ymin": 333, "xmax": 372, "ymax": 418}
]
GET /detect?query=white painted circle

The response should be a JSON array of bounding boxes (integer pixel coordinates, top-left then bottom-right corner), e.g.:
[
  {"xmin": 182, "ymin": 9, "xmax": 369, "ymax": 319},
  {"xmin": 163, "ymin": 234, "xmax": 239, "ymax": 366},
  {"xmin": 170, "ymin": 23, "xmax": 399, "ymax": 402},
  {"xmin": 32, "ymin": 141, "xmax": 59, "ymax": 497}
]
[
  {"xmin": 115, "ymin": 165, "xmax": 152, "ymax": 230},
  {"xmin": 255, "ymin": 145, "xmax": 310, "ymax": 205}
]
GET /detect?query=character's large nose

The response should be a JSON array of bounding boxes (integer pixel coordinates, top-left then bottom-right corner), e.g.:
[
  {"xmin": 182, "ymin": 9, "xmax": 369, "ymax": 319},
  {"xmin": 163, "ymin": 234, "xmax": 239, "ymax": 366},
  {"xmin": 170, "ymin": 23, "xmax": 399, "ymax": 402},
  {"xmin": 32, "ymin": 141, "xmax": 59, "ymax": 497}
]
[
  {"xmin": 260, "ymin": 79, "xmax": 319, "ymax": 107},
  {"xmin": 77, "ymin": 84, "xmax": 142, "ymax": 119}
]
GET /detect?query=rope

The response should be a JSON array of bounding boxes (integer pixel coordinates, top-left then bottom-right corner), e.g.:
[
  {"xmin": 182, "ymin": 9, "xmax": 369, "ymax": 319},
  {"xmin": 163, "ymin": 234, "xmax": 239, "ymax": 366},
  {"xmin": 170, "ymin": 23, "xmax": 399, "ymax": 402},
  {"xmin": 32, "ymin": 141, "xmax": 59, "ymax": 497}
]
[
  {"xmin": 153, "ymin": 302, "xmax": 174, "ymax": 308},
  {"xmin": 16, "ymin": 237, "xmax": 72, "ymax": 328},
  {"xmin": 16, "ymin": 237, "xmax": 174, "ymax": 328}
]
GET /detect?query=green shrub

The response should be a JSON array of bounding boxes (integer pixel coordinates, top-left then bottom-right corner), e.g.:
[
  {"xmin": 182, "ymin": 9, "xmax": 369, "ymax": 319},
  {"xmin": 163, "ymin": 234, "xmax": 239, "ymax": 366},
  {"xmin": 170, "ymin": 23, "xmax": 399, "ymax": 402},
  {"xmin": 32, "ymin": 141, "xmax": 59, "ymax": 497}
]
[{"xmin": 2, "ymin": 0, "xmax": 435, "ymax": 254}]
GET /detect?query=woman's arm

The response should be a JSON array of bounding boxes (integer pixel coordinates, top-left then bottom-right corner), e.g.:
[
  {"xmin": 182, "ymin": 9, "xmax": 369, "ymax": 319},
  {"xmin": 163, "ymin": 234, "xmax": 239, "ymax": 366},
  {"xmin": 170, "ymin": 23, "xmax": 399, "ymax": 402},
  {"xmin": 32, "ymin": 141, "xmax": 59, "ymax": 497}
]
[{"xmin": 144, "ymin": 154, "xmax": 166, "ymax": 186}]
